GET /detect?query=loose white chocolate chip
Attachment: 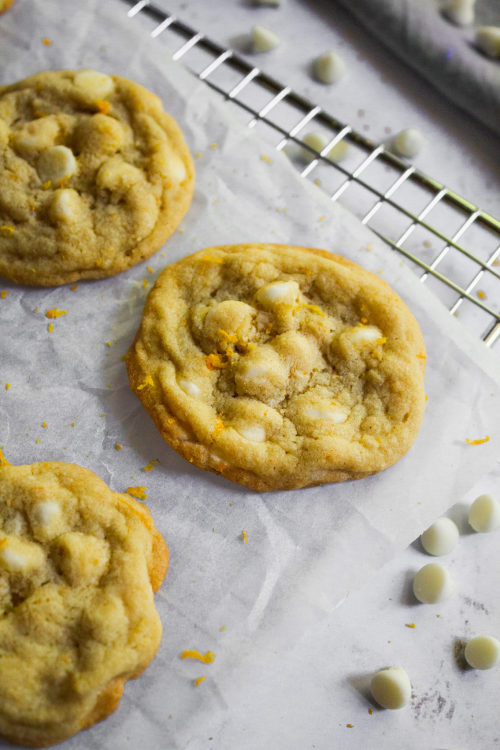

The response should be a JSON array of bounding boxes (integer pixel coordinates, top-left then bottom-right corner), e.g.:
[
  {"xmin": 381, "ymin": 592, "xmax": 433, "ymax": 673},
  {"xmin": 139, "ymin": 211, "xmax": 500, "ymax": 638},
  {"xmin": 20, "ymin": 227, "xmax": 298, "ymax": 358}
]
[
  {"xmin": 442, "ymin": 0, "xmax": 476, "ymax": 26},
  {"xmin": 420, "ymin": 517, "xmax": 459, "ymax": 556},
  {"xmin": 370, "ymin": 666, "xmax": 411, "ymax": 710},
  {"xmin": 475, "ymin": 26, "xmax": 500, "ymax": 58},
  {"xmin": 255, "ymin": 280, "xmax": 300, "ymax": 306},
  {"xmin": 37, "ymin": 145, "xmax": 77, "ymax": 184},
  {"xmin": 301, "ymin": 132, "xmax": 349, "ymax": 163},
  {"xmin": 346, "ymin": 325, "xmax": 384, "ymax": 348},
  {"xmin": 464, "ymin": 635, "xmax": 500, "ymax": 670},
  {"xmin": 468, "ymin": 494, "xmax": 500, "ymax": 533},
  {"xmin": 237, "ymin": 424, "xmax": 266, "ymax": 442},
  {"xmin": 179, "ymin": 378, "xmax": 201, "ymax": 397},
  {"xmin": 413, "ymin": 562, "xmax": 454, "ymax": 603},
  {"xmin": 49, "ymin": 189, "xmax": 81, "ymax": 223},
  {"xmin": 313, "ymin": 50, "xmax": 346, "ymax": 84},
  {"xmin": 74, "ymin": 69, "xmax": 115, "ymax": 99},
  {"xmin": 34, "ymin": 500, "xmax": 62, "ymax": 527},
  {"xmin": 251, "ymin": 25, "xmax": 280, "ymax": 53},
  {"xmin": 392, "ymin": 128, "xmax": 424, "ymax": 159},
  {"xmin": 304, "ymin": 405, "xmax": 347, "ymax": 424}
]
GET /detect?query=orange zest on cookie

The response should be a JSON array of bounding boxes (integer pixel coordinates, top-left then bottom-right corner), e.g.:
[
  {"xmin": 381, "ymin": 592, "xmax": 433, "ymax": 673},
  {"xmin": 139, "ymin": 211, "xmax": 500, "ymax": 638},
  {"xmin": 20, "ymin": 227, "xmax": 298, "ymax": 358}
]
[
  {"xmin": 95, "ymin": 100, "xmax": 110, "ymax": 114},
  {"xmin": 0, "ymin": 448, "xmax": 10, "ymax": 467},
  {"xmin": 137, "ymin": 375, "xmax": 154, "ymax": 391},
  {"xmin": 205, "ymin": 352, "xmax": 228, "ymax": 370}
]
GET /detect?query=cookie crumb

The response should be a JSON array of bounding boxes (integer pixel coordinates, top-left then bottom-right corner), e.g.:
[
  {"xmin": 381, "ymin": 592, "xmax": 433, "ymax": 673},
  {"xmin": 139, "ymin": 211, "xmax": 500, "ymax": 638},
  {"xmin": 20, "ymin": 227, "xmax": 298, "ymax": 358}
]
[
  {"xmin": 126, "ymin": 486, "xmax": 147, "ymax": 501},
  {"xmin": 0, "ymin": 291, "xmax": 10, "ymax": 298},
  {"xmin": 142, "ymin": 459, "xmax": 156, "ymax": 472}
]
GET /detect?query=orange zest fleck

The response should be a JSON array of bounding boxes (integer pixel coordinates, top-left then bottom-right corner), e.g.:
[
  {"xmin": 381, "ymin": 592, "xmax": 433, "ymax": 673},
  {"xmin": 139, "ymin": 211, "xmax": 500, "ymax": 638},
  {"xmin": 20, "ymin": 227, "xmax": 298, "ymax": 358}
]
[
  {"xmin": 405, "ymin": 623, "xmax": 416, "ymax": 629},
  {"xmin": 0, "ymin": 448, "xmax": 10, "ymax": 467},
  {"xmin": 205, "ymin": 352, "xmax": 227, "ymax": 370},
  {"xmin": 301, "ymin": 303, "xmax": 325, "ymax": 317},
  {"xmin": 95, "ymin": 100, "xmax": 110, "ymax": 114},
  {"xmin": 147, "ymin": 265, "xmax": 153, "ymax": 273},
  {"xmin": 213, "ymin": 418, "xmax": 224, "ymax": 436},
  {"xmin": 126, "ymin": 486, "xmax": 147, "ymax": 501},
  {"xmin": 0, "ymin": 225, "xmax": 15, "ymax": 234},
  {"xmin": 137, "ymin": 375, "xmax": 154, "ymax": 391},
  {"xmin": 106, "ymin": 341, "xmax": 112, "ymax": 347},
  {"xmin": 5, "ymin": 383, "xmax": 10, "ymax": 391},
  {"xmin": 194, "ymin": 676, "xmax": 206, "ymax": 686},
  {"xmin": 42, "ymin": 37, "xmax": 52, "ymax": 45},
  {"xmin": 261, "ymin": 154, "xmax": 272, "ymax": 164},
  {"xmin": 368, "ymin": 708, "xmax": 373, "ymax": 715},
  {"xmin": 142, "ymin": 279, "xmax": 148, "ymax": 289},
  {"xmin": 181, "ymin": 650, "xmax": 215, "ymax": 664},
  {"xmin": 195, "ymin": 152, "xmax": 201, "ymax": 158},
  {"xmin": 142, "ymin": 459, "xmax": 156, "ymax": 472},
  {"xmin": 477, "ymin": 290, "xmax": 486, "ymax": 300},
  {"xmin": 466, "ymin": 436, "xmax": 490, "ymax": 445},
  {"xmin": 416, "ymin": 352, "xmax": 426, "ymax": 359},
  {"xmin": 346, "ymin": 724, "xmax": 354, "ymax": 729},
  {"xmin": 42, "ymin": 180, "xmax": 52, "ymax": 190},
  {"xmin": 242, "ymin": 530, "xmax": 248, "ymax": 544},
  {"xmin": 0, "ymin": 291, "xmax": 10, "ymax": 299},
  {"xmin": 70, "ymin": 284, "xmax": 78, "ymax": 291},
  {"xmin": 47, "ymin": 322, "xmax": 54, "ymax": 333},
  {"xmin": 200, "ymin": 255, "xmax": 224, "ymax": 264},
  {"xmin": 45, "ymin": 308, "xmax": 67, "ymax": 319},
  {"xmin": 115, "ymin": 443, "xmax": 122, "ymax": 451}
]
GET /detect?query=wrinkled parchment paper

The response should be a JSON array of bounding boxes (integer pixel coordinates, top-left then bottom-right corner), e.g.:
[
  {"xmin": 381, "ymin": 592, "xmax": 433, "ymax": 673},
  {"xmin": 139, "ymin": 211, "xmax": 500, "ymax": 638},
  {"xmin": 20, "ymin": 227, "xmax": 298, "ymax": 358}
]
[{"xmin": 0, "ymin": 1, "xmax": 499, "ymax": 747}]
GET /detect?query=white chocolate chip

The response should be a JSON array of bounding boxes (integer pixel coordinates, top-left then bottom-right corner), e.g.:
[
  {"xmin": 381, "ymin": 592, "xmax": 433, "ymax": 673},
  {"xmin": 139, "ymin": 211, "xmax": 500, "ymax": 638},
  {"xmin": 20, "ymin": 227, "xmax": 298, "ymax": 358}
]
[
  {"xmin": 34, "ymin": 500, "xmax": 62, "ymax": 527},
  {"xmin": 0, "ymin": 537, "xmax": 45, "ymax": 573},
  {"xmin": 96, "ymin": 156, "xmax": 143, "ymax": 193},
  {"xmin": 420, "ymin": 517, "xmax": 459, "ymax": 556},
  {"xmin": 37, "ymin": 145, "xmax": 77, "ymax": 184},
  {"xmin": 74, "ymin": 69, "xmax": 115, "ymax": 99},
  {"xmin": 442, "ymin": 0, "xmax": 476, "ymax": 26},
  {"xmin": 301, "ymin": 132, "xmax": 350, "ymax": 163},
  {"xmin": 153, "ymin": 144, "xmax": 187, "ymax": 183},
  {"xmin": 413, "ymin": 562, "xmax": 454, "ymax": 603},
  {"xmin": 464, "ymin": 635, "xmax": 500, "ymax": 670},
  {"xmin": 179, "ymin": 378, "xmax": 201, "ymax": 397},
  {"xmin": 345, "ymin": 325, "xmax": 384, "ymax": 348},
  {"xmin": 468, "ymin": 493, "xmax": 500, "ymax": 533},
  {"xmin": 475, "ymin": 26, "xmax": 500, "ymax": 58},
  {"xmin": 12, "ymin": 117, "xmax": 60, "ymax": 157},
  {"xmin": 237, "ymin": 424, "xmax": 266, "ymax": 442},
  {"xmin": 304, "ymin": 405, "xmax": 347, "ymax": 424},
  {"xmin": 313, "ymin": 50, "xmax": 346, "ymax": 84},
  {"xmin": 49, "ymin": 189, "xmax": 81, "ymax": 223},
  {"xmin": 371, "ymin": 666, "xmax": 411, "ymax": 710},
  {"xmin": 241, "ymin": 363, "xmax": 271, "ymax": 379},
  {"xmin": 255, "ymin": 280, "xmax": 300, "ymax": 306},
  {"xmin": 251, "ymin": 25, "xmax": 280, "ymax": 53},
  {"xmin": 392, "ymin": 128, "xmax": 424, "ymax": 159}
]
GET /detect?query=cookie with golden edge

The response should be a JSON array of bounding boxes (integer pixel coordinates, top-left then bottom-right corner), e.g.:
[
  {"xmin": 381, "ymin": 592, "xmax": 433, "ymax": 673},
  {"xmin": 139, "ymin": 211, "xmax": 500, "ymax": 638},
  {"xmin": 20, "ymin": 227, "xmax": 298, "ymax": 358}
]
[
  {"xmin": 0, "ymin": 461, "xmax": 168, "ymax": 747},
  {"xmin": 0, "ymin": 0, "xmax": 15, "ymax": 14},
  {"xmin": 127, "ymin": 243, "xmax": 426, "ymax": 491},
  {"xmin": 0, "ymin": 69, "xmax": 194, "ymax": 285}
]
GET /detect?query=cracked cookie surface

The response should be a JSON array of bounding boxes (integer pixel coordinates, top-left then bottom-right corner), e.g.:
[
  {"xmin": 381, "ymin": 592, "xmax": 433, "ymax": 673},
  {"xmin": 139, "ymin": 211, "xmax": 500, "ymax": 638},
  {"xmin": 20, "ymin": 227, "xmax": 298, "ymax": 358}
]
[
  {"xmin": 0, "ymin": 70, "xmax": 194, "ymax": 285},
  {"xmin": 0, "ymin": 461, "xmax": 168, "ymax": 747},
  {"xmin": 127, "ymin": 243, "xmax": 426, "ymax": 491}
]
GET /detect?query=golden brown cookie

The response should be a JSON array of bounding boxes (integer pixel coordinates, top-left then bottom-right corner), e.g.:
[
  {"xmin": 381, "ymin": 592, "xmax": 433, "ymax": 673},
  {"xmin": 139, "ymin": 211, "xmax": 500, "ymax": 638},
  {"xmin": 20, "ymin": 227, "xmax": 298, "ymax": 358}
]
[
  {"xmin": 127, "ymin": 243, "xmax": 426, "ymax": 491},
  {"xmin": 0, "ymin": 69, "xmax": 194, "ymax": 285},
  {"xmin": 0, "ymin": 461, "xmax": 168, "ymax": 747}
]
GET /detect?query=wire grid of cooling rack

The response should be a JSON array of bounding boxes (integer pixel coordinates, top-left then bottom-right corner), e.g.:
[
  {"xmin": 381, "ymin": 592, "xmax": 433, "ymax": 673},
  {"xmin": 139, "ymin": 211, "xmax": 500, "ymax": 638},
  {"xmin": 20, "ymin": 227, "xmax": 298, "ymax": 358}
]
[{"xmin": 124, "ymin": 0, "xmax": 500, "ymax": 350}]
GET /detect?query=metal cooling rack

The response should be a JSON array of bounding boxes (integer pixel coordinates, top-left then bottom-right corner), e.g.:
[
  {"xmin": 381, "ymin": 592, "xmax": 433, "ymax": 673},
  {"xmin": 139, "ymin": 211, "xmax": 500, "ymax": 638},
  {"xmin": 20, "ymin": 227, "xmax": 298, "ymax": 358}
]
[{"xmin": 124, "ymin": 0, "xmax": 500, "ymax": 350}]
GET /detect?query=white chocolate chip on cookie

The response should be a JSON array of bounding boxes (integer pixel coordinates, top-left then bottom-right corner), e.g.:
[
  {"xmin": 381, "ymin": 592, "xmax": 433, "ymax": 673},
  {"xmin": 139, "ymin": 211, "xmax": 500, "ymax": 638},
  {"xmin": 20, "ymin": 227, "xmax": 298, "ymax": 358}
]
[
  {"xmin": 49, "ymin": 189, "xmax": 82, "ymax": 223},
  {"xmin": 37, "ymin": 145, "xmax": 77, "ymax": 184},
  {"xmin": 0, "ymin": 536, "xmax": 45, "ymax": 573},
  {"xmin": 179, "ymin": 378, "xmax": 201, "ymax": 397},
  {"xmin": 74, "ymin": 69, "xmax": 115, "ymax": 99},
  {"xmin": 236, "ymin": 424, "xmax": 267, "ymax": 442},
  {"xmin": 255, "ymin": 280, "xmax": 300, "ymax": 307}
]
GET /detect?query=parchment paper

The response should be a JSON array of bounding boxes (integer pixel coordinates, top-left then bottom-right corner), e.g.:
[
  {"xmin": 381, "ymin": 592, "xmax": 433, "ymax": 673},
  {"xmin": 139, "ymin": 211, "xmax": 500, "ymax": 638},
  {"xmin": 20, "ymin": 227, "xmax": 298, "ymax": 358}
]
[{"xmin": 0, "ymin": 1, "xmax": 499, "ymax": 748}]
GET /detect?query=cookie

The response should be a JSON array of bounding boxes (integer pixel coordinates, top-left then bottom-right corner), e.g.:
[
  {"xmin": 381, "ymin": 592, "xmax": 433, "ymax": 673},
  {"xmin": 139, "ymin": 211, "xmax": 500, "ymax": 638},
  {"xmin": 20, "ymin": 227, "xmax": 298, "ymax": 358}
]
[
  {"xmin": 0, "ymin": 0, "xmax": 15, "ymax": 14},
  {"xmin": 0, "ymin": 69, "xmax": 194, "ymax": 285},
  {"xmin": 0, "ymin": 461, "xmax": 168, "ymax": 747},
  {"xmin": 127, "ymin": 243, "xmax": 426, "ymax": 492}
]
